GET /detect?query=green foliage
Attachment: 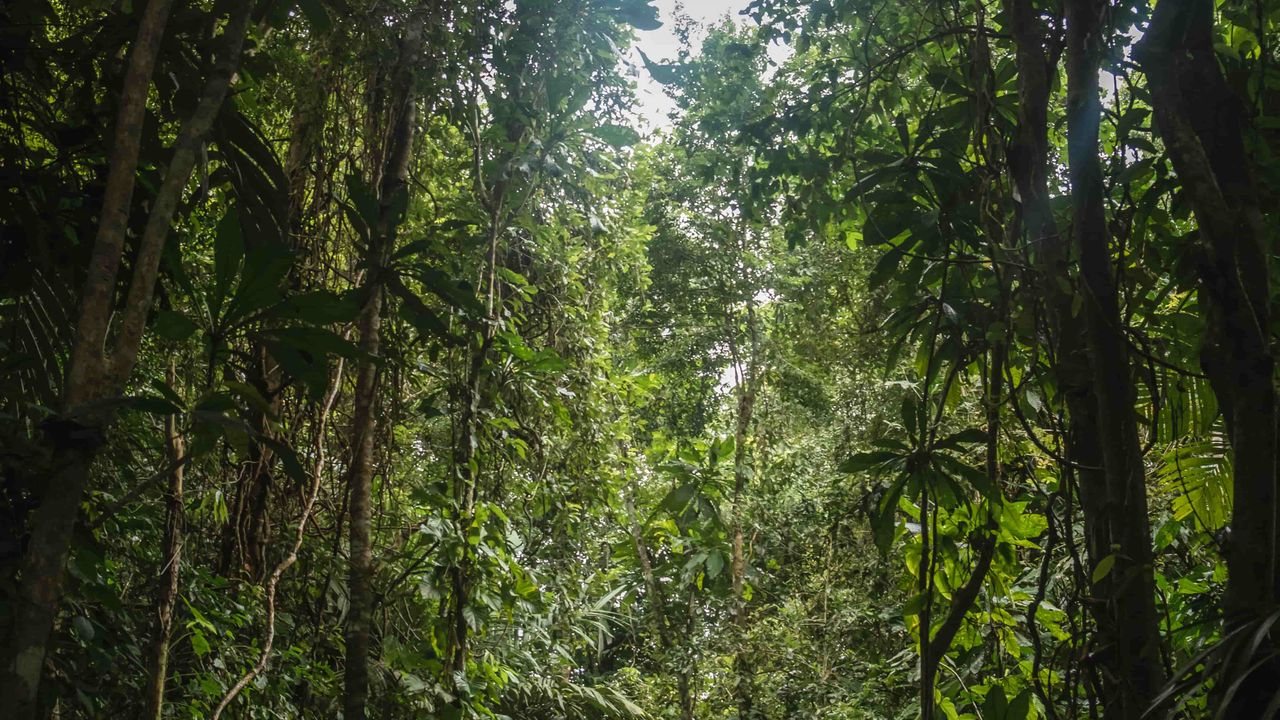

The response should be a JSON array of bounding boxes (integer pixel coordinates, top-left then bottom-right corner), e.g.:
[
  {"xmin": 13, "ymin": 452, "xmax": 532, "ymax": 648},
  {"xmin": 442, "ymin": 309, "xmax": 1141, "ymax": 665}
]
[{"xmin": 3, "ymin": 0, "xmax": 1278, "ymax": 717}]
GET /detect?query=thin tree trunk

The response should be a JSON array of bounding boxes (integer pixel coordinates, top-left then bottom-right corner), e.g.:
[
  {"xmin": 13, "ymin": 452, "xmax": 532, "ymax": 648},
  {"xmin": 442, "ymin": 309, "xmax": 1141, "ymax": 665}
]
[
  {"xmin": 142, "ymin": 362, "xmax": 186, "ymax": 720},
  {"xmin": 342, "ymin": 267, "xmax": 384, "ymax": 720},
  {"xmin": 216, "ymin": 357, "xmax": 346, "ymax": 718},
  {"xmin": 921, "ymin": 335, "xmax": 1004, "ymax": 710},
  {"xmin": 61, "ymin": 0, "xmax": 176, "ymax": 406},
  {"xmin": 730, "ymin": 306, "xmax": 759, "ymax": 720},
  {"xmin": 0, "ymin": 5, "xmax": 251, "ymax": 713},
  {"xmin": 1064, "ymin": 0, "xmax": 1165, "ymax": 715},
  {"xmin": 343, "ymin": 20, "xmax": 422, "ymax": 720},
  {"xmin": 624, "ymin": 483, "xmax": 671, "ymax": 647},
  {"xmin": 677, "ymin": 672, "xmax": 694, "ymax": 720}
]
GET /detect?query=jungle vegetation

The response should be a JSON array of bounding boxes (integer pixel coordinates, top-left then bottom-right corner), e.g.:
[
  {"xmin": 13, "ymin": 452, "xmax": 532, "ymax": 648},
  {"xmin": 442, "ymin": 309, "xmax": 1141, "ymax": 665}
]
[{"xmin": 2, "ymin": 0, "xmax": 1279, "ymax": 718}]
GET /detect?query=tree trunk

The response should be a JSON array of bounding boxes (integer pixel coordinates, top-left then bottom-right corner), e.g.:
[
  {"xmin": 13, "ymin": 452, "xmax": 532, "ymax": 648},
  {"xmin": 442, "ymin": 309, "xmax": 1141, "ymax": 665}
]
[
  {"xmin": 731, "ymin": 383, "xmax": 756, "ymax": 720},
  {"xmin": 677, "ymin": 671, "xmax": 695, "ymax": 720},
  {"xmin": 730, "ymin": 306, "xmax": 759, "ymax": 720},
  {"xmin": 0, "ymin": 4, "xmax": 251, "ymax": 713},
  {"xmin": 342, "ymin": 20, "xmax": 422, "ymax": 720},
  {"xmin": 1002, "ymin": 2, "xmax": 1123, "ymax": 711},
  {"xmin": 142, "ymin": 362, "xmax": 186, "ymax": 720},
  {"xmin": 1137, "ymin": 1, "xmax": 1278, "ymax": 713},
  {"xmin": 1065, "ymin": 0, "xmax": 1165, "ymax": 715},
  {"xmin": 1138, "ymin": 0, "xmax": 1277, "ymax": 619}
]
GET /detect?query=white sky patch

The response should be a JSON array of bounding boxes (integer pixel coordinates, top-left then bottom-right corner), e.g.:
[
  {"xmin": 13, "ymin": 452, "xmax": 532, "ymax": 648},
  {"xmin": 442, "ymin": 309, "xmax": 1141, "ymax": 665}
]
[{"xmin": 628, "ymin": 0, "xmax": 754, "ymax": 129}]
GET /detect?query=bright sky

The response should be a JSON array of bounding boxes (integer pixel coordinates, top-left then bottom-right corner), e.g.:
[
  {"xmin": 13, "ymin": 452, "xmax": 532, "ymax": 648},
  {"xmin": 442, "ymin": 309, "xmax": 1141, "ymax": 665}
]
[{"xmin": 629, "ymin": 0, "xmax": 753, "ymax": 129}]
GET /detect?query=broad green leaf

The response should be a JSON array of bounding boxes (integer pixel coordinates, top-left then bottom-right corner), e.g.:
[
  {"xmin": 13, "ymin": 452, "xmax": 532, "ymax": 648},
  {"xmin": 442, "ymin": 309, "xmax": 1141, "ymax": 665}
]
[
  {"xmin": 660, "ymin": 482, "xmax": 698, "ymax": 513},
  {"xmin": 1092, "ymin": 554, "xmax": 1116, "ymax": 584},
  {"xmin": 706, "ymin": 550, "xmax": 724, "ymax": 578},
  {"xmin": 592, "ymin": 123, "xmax": 642, "ymax": 148},
  {"xmin": 213, "ymin": 209, "xmax": 244, "ymax": 309},
  {"xmin": 638, "ymin": 49, "xmax": 680, "ymax": 85},
  {"xmin": 838, "ymin": 450, "xmax": 900, "ymax": 473},
  {"xmin": 153, "ymin": 310, "xmax": 199, "ymax": 342}
]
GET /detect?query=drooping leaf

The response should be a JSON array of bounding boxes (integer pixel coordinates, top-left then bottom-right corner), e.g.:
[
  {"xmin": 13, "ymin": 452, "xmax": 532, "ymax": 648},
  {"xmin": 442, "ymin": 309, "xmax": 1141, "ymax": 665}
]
[
  {"xmin": 638, "ymin": 49, "xmax": 680, "ymax": 85},
  {"xmin": 838, "ymin": 450, "xmax": 901, "ymax": 474},
  {"xmin": 153, "ymin": 310, "xmax": 200, "ymax": 342},
  {"xmin": 213, "ymin": 208, "xmax": 244, "ymax": 310},
  {"xmin": 660, "ymin": 482, "xmax": 698, "ymax": 514},
  {"xmin": 591, "ymin": 123, "xmax": 642, "ymax": 148}
]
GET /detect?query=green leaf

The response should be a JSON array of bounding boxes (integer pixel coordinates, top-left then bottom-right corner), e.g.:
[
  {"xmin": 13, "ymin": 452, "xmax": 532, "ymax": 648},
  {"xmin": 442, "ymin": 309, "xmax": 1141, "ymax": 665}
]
[
  {"xmin": 153, "ymin": 310, "xmax": 199, "ymax": 342},
  {"xmin": 868, "ymin": 247, "xmax": 905, "ymax": 289},
  {"xmin": 263, "ymin": 437, "xmax": 308, "ymax": 486},
  {"xmin": 660, "ymin": 482, "xmax": 698, "ymax": 513},
  {"xmin": 1092, "ymin": 554, "xmax": 1116, "ymax": 584},
  {"xmin": 271, "ymin": 290, "xmax": 361, "ymax": 325},
  {"xmin": 838, "ymin": 450, "xmax": 900, "ymax": 473},
  {"xmin": 706, "ymin": 550, "xmax": 725, "ymax": 578},
  {"xmin": 213, "ymin": 209, "xmax": 244, "ymax": 309},
  {"xmin": 873, "ymin": 473, "xmax": 910, "ymax": 555},
  {"xmin": 611, "ymin": 0, "xmax": 662, "ymax": 30},
  {"xmin": 935, "ymin": 427, "xmax": 988, "ymax": 450},
  {"xmin": 592, "ymin": 123, "xmax": 642, "ymax": 148},
  {"xmin": 899, "ymin": 394, "xmax": 920, "ymax": 436},
  {"xmin": 72, "ymin": 616, "xmax": 95, "ymax": 642},
  {"xmin": 346, "ymin": 174, "xmax": 378, "ymax": 229},
  {"xmin": 901, "ymin": 592, "xmax": 928, "ymax": 616},
  {"xmin": 715, "ymin": 436, "xmax": 735, "ymax": 461},
  {"xmin": 934, "ymin": 453, "xmax": 996, "ymax": 499},
  {"xmin": 981, "ymin": 687, "xmax": 1008, "ymax": 719},
  {"xmin": 124, "ymin": 395, "xmax": 183, "ymax": 415},
  {"xmin": 416, "ymin": 267, "xmax": 486, "ymax": 317},
  {"xmin": 191, "ymin": 630, "xmax": 211, "ymax": 657},
  {"xmin": 265, "ymin": 339, "xmax": 328, "ymax": 401},
  {"xmin": 397, "ymin": 300, "xmax": 450, "ymax": 339},
  {"xmin": 226, "ymin": 240, "xmax": 293, "ymax": 324},
  {"xmin": 638, "ymin": 49, "xmax": 680, "ymax": 85},
  {"xmin": 296, "ymin": 0, "xmax": 332, "ymax": 33},
  {"xmin": 223, "ymin": 380, "xmax": 274, "ymax": 418},
  {"xmin": 1007, "ymin": 688, "xmax": 1032, "ymax": 719},
  {"xmin": 266, "ymin": 327, "xmax": 360, "ymax": 360},
  {"xmin": 527, "ymin": 348, "xmax": 568, "ymax": 373}
]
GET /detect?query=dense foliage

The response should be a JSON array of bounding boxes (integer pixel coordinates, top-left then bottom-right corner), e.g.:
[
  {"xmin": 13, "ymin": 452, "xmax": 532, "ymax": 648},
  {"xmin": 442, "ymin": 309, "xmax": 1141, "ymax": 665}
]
[{"xmin": 3, "ymin": 0, "xmax": 1280, "ymax": 718}]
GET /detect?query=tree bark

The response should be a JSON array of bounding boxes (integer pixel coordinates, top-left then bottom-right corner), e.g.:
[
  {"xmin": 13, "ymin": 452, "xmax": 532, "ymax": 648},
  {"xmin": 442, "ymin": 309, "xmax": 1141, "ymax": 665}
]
[
  {"xmin": 1065, "ymin": 0, "xmax": 1165, "ymax": 715},
  {"xmin": 62, "ymin": 0, "xmax": 176, "ymax": 406},
  {"xmin": 1137, "ymin": 0, "xmax": 1277, "ymax": 619},
  {"xmin": 1137, "ymin": 2, "xmax": 1278, "ymax": 713},
  {"xmin": 343, "ymin": 19, "xmax": 422, "ymax": 720},
  {"xmin": 216, "ymin": 357, "xmax": 345, "ymax": 718},
  {"xmin": 730, "ymin": 306, "xmax": 760, "ymax": 720},
  {"xmin": 0, "ymin": 4, "xmax": 251, "ymax": 714},
  {"xmin": 142, "ymin": 362, "xmax": 186, "ymax": 720},
  {"xmin": 1002, "ymin": 2, "xmax": 1123, "ymax": 711}
]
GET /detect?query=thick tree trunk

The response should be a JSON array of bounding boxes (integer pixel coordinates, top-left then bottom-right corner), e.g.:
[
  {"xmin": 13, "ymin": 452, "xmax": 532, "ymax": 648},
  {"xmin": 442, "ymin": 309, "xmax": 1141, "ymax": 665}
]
[
  {"xmin": 1002, "ymin": 2, "xmax": 1122, "ymax": 710},
  {"xmin": 1137, "ymin": 2, "xmax": 1278, "ymax": 713},
  {"xmin": 1138, "ymin": 0, "xmax": 1277, "ymax": 619},
  {"xmin": 0, "ymin": 4, "xmax": 251, "ymax": 714},
  {"xmin": 1065, "ymin": 0, "xmax": 1165, "ymax": 716},
  {"xmin": 343, "ymin": 20, "xmax": 422, "ymax": 720},
  {"xmin": 142, "ymin": 363, "xmax": 186, "ymax": 720}
]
